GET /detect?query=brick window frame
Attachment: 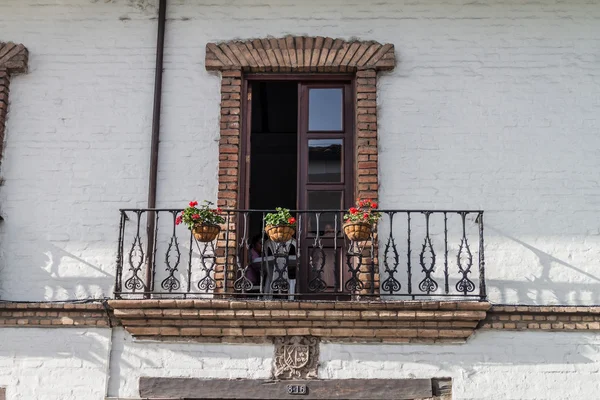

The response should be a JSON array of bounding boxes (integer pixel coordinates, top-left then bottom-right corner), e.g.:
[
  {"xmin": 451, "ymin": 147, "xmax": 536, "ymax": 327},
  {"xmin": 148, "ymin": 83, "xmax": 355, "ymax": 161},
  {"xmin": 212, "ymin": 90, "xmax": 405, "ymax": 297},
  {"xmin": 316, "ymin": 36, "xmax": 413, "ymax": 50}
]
[
  {"xmin": 0, "ymin": 42, "xmax": 29, "ymax": 169},
  {"xmin": 205, "ymin": 36, "xmax": 396, "ymax": 292}
]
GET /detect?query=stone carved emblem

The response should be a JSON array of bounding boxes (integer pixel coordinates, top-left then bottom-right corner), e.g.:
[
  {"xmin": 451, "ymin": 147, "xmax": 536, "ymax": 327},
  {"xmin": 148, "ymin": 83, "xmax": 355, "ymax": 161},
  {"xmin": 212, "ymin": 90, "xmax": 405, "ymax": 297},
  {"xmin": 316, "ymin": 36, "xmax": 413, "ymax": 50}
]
[{"xmin": 273, "ymin": 336, "xmax": 319, "ymax": 380}]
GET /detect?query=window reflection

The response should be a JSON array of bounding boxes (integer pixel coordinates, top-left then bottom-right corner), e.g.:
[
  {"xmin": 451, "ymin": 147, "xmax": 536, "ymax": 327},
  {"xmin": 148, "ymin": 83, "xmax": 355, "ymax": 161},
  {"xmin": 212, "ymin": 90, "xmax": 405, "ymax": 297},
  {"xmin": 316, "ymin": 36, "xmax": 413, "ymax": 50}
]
[
  {"xmin": 308, "ymin": 139, "xmax": 343, "ymax": 183},
  {"xmin": 308, "ymin": 88, "xmax": 343, "ymax": 131}
]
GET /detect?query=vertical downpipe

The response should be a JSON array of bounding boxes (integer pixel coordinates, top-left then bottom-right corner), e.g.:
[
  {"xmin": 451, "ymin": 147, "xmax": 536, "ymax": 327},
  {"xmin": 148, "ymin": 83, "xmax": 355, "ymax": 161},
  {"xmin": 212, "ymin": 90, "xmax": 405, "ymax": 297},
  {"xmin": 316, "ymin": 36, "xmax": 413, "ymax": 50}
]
[{"xmin": 145, "ymin": 0, "xmax": 167, "ymax": 295}]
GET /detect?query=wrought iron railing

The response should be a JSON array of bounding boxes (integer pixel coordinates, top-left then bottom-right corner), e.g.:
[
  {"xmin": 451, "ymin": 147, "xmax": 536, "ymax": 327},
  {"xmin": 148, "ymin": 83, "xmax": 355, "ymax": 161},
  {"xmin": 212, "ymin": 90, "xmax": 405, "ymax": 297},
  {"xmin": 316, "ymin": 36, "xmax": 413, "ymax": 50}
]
[{"xmin": 114, "ymin": 209, "xmax": 486, "ymax": 300}]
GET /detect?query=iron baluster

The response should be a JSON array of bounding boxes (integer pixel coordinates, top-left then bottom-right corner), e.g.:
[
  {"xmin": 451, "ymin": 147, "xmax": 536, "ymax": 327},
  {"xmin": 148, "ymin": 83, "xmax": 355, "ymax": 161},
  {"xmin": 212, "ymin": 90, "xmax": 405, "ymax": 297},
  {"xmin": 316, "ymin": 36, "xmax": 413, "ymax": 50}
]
[
  {"xmin": 186, "ymin": 228, "xmax": 193, "ymax": 293},
  {"xmin": 150, "ymin": 211, "xmax": 160, "ymax": 293},
  {"xmin": 478, "ymin": 212, "xmax": 487, "ymax": 300},
  {"xmin": 114, "ymin": 211, "xmax": 126, "ymax": 298},
  {"xmin": 196, "ymin": 240, "xmax": 217, "ymax": 292},
  {"xmin": 259, "ymin": 212, "xmax": 266, "ymax": 295},
  {"xmin": 308, "ymin": 212, "xmax": 327, "ymax": 293},
  {"xmin": 407, "ymin": 212, "xmax": 412, "ymax": 297},
  {"xmin": 344, "ymin": 241, "xmax": 365, "ymax": 293},
  {"xmin": 381, "ymin": 212, "xmax": 401, "ymax": 294},
  {"xmin": 296, "ymin": 213, "xmax": 303, "ymax": 294},
  {"xmin": 456, "ymin": 212, "xmax": 476, "ymax": 294},
  {"xmin": 124, "ymin": 210, "xmax": 147, "ymax": 293},
  {"xmin": 161, "ymin": 211, "xmax": 181, "ymax": 292},
  {"xmin": 418, "ymin": 212, "xmax": 438, "ymax": 294},
  {"xmin": 271, "ymin": 241, "xmax": 291, "ymax": 293},
  {"xmin": 233, "ymin": 212, "xmax": 252, "ymax": 293},
  {"xmin": 444, "ymin": 212, "xmax": 449, "ymax": 294}
]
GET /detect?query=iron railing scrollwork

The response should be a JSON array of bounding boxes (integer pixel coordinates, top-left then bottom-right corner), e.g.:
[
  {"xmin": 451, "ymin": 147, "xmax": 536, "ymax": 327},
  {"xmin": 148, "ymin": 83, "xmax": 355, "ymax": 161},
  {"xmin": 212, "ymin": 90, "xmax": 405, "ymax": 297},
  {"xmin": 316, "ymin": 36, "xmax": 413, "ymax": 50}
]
[{"xmin": 114, "ymin": 208, "xmax": 487, "ymax": 300}]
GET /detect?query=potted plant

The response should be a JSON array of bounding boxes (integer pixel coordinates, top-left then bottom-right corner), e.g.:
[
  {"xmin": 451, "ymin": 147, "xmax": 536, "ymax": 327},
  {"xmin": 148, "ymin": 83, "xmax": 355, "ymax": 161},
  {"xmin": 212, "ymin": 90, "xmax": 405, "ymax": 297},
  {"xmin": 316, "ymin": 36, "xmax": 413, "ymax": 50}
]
[
  {"xmin": 343, "ymin": 199, "xmax": 381, "ymax": 241},
  {"xmin": 264, "ymin": 207, "xmax": 297, "ymax": 243},
  {"xmin": 176, "ymin": 200, "xmax": 225, "ymax": 242}
]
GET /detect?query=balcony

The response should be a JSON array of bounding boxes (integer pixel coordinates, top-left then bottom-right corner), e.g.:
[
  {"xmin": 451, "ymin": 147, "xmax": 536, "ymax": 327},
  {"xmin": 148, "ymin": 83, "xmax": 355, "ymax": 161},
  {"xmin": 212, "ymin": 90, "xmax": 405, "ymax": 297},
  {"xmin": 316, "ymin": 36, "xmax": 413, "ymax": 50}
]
[
  {"xmin": 110, "ymin": 209, "xmax": 489, "ymax": 342},
  {"xmin": 115, "ymin": 209, "xmax": 486, "ymax": 301}
]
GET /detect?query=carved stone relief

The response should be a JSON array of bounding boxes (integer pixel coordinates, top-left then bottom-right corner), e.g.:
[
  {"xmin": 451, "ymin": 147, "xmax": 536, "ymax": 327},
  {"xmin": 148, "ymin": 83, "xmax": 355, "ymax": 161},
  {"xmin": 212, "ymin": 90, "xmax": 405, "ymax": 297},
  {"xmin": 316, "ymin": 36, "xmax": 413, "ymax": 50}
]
[{"xmin": 273, "ymin": 336, "xmax": 319, "ymax": 380}]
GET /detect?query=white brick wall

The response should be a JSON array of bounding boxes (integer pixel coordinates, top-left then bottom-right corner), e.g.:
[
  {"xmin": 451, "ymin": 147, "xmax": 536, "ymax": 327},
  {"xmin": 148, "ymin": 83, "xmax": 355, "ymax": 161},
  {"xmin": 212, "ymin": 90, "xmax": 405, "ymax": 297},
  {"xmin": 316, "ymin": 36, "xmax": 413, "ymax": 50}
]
[
  {"xmin": 105, "ymin": 329, "xmax": 600, "ymax": 399},
  {"xmin": 0, "ymin": 328, "xmax": 110, "ymax": 400},
  {"xmin": 322, "ymin": 330, "xmax": 600, "ymax": 399},
  {"xmin": 0, "ymin": 0, "xmax": 599, "ymax": 306},
  {"xmin": 108, "ymin": 328, "xmax": 272, "ymax": 397},
  {"xmin": 0, "ymin": 327, "xmax": 597, "ymax": 399}
]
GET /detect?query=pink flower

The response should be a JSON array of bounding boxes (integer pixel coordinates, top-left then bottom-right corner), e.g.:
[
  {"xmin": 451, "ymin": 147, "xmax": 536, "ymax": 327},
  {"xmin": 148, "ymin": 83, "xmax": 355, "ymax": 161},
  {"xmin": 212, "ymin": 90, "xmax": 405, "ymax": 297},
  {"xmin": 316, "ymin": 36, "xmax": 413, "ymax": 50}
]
[
  {"xmin": 175, "ymin": 216, "xmax": 182, "ymax": 225},
  {"xmin": 192, "ymin": 214, "xmax": 200, "ymax": 220}
]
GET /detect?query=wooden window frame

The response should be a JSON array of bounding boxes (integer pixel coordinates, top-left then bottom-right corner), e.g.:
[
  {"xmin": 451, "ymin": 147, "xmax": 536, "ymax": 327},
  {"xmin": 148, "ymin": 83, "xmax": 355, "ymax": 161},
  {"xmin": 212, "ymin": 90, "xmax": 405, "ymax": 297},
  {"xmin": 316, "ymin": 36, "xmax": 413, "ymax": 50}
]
[{"xmin": 240, "ymin": 73, "xmax": 356, "ymax": 212}]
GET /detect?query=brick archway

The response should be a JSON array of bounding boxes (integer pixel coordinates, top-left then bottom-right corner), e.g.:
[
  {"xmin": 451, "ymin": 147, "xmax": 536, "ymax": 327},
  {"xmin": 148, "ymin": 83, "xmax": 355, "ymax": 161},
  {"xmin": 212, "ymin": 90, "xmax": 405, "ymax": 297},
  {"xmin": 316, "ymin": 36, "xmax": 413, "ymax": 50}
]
[
  {"xmin": 0, "ymin": 42, "xmax": 29, "ymax": 167},
  {"xmin": 205, "ymin": 36, "xmax": 396, "ymax": 292}
]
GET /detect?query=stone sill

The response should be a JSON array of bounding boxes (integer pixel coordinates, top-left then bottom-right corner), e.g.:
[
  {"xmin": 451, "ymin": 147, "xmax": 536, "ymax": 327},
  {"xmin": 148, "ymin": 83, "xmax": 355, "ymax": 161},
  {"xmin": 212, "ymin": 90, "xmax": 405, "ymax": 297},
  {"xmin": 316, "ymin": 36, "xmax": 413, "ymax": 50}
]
[{"xmin": 108, "ymin": 299, "xmax": 490, "ymax": 343}]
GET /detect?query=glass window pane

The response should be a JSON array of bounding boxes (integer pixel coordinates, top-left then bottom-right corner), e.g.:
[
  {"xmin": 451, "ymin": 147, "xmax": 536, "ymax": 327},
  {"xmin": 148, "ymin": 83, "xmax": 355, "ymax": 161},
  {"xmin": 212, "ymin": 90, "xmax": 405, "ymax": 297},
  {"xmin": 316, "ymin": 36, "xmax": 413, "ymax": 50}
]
[
  {"xmin": 308, "ymin": 88, "xmax": 343, "ymax": 131},
  {"xmin": 307, "ymin": 191, "xmax": 343, "ymax": 237},
  {"xmin": 308, "ymin": 139, "xmax": 343, "ymax": 183}
]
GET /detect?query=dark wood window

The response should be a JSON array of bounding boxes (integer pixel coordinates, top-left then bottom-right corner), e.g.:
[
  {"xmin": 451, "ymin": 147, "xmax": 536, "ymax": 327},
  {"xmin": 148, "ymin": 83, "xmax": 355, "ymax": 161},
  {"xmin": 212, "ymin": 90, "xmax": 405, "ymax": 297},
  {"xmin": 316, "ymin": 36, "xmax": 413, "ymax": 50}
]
[{"xmin": 241, "ymin": 75, "xmax": 355, "ymax": 295}]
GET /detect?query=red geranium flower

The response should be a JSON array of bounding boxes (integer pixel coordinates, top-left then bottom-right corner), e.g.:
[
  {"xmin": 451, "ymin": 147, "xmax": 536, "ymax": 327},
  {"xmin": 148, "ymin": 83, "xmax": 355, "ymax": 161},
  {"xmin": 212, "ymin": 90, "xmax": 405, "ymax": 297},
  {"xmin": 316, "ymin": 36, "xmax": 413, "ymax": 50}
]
[
  {"xmin": 350, "ymin": 207, "xmax": 358, "ymax": 214},
  {"xmin": 363, "ymin": 213, "xmax": 369, "ymax": 219},
  {"xmin": 189, "ymin": 201, "xmax": 198, "ymax": 207},
  {"xmin": 192, "ymin": 214, "xmax": 200, "ymax": 220},
  {"xmin": 217, "ymin": 207, "xmax": 223, "ymax": 213},
  {"xmin": 371, "ymin": 202, "xmax": 378, "ymax": 209},
  {"xmin": 175, "ymin": 215, "xmax": 182, "ymax": 225},
  {"xmin": 288, "ymin": 217, "xmax": 296, "ymax": 225}
]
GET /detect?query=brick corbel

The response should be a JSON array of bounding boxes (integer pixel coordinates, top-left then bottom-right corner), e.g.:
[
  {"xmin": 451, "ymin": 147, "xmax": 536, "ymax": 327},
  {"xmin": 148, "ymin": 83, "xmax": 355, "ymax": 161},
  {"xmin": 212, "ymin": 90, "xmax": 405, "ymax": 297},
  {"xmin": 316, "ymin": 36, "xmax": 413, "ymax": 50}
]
[
  {"xmin": 109, "ymin": 299, "xmax": 490, "ymax": 343},
  {"xmin": 0, "ymin": 42, "xmax": 29, "ymax": 167}
]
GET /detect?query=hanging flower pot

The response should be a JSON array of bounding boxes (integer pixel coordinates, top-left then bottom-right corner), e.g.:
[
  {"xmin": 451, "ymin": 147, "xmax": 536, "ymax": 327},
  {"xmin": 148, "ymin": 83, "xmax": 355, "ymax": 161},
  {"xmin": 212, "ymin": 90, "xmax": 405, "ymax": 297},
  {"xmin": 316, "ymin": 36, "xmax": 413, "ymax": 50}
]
[
  {"xmin": 192, "ymin": 223, "xmax": 221, "ymax": 243},
  {"xmin": 343, "ymin": 221, "xmax": 372, "ymax": 242},
  {"xmin": 343, "ymin": 199, "xmax": 381, "ymax": 242},
  {"xmin": 264, "ymin": 208, "xmax": 296, "ymax": 243},
  {"xmin": 176, "ymin": 200, "xmax": 225, "ymax": 243}
]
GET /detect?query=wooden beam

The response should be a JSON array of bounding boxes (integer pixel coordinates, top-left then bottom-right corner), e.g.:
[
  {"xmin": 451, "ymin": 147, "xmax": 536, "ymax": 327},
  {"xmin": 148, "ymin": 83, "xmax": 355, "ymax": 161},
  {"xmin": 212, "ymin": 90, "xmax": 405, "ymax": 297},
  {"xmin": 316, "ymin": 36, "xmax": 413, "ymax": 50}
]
[{"xmin": 139, "ymin": 378, "xmax": 434, "ymax": 400}]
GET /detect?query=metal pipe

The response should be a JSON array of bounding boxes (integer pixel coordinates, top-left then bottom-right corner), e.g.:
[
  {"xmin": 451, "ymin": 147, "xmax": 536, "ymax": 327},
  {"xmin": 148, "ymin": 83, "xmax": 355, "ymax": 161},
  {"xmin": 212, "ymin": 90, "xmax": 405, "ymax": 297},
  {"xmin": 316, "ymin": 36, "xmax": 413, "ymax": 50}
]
[{"xmin": 145, "ymin": 0, "xmax": 167, "ymax": 293}]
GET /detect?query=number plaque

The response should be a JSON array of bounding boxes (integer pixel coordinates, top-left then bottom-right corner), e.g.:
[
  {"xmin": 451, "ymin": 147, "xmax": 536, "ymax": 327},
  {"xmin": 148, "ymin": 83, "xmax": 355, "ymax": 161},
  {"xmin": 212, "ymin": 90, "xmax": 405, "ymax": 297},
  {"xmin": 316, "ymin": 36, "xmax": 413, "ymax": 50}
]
[{"xmin": 287, "ymin": 384, "xmax": 307, "ymax": 395}]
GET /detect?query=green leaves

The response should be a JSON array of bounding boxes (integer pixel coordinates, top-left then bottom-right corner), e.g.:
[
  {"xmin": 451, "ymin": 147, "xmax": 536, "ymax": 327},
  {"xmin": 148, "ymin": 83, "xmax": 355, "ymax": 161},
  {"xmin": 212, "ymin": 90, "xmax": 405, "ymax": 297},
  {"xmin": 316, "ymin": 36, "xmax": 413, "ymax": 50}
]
[{"xmin": 264, "ymin": 207, "xmax": 296, "ymax": 227}]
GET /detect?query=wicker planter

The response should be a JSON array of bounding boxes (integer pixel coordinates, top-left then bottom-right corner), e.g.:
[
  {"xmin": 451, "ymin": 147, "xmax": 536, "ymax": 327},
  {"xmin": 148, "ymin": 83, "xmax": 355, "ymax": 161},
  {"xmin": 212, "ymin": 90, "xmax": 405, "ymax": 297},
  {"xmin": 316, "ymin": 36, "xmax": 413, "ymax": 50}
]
[
  {"xmin": 343, "ymin": 222, "xmax": 372, "ymax": 242},
  {"xmin": 265, "ymin": 225, "xmax": 295, "ymax": 243},
  {"xmin": 192, "ymin": 224, "xmax": 221, "ymax": 242}
]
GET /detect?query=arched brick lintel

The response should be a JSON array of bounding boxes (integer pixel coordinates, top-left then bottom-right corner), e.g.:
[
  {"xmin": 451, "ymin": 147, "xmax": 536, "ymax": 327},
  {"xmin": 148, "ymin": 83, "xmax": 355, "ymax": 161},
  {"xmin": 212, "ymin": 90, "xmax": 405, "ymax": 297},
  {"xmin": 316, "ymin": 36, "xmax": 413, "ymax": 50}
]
[
  {"xmin": 0, "ymin": 42, "xmax": 29, "ymax": 167},
  {"xmin": 0, "ymin": 42, "xmax": 29, "ymax": 75},
  {"xmin": 205, "ymin": 36, "xmax": 395, "ymax": 72}
]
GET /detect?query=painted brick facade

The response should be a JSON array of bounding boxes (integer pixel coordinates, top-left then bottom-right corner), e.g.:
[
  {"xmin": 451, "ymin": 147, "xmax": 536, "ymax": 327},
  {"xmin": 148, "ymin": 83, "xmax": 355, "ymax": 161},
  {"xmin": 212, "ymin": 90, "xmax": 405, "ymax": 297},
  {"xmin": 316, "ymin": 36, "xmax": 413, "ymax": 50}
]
[
  {"xmin": 0, "ymin": 42, "xmax": 28, "ymax": 169},
  {"xmin": 0, "ymin": 1, "xmax": 600, "ymax": 399}
]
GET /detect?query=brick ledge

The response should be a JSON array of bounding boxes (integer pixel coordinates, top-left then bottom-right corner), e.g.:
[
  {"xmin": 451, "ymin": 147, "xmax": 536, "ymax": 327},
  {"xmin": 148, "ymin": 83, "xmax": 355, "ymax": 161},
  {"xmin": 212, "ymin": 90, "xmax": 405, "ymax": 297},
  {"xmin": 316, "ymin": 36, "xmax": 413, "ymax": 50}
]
[
  {"xmin": 0, "ymin": 301, "xmax": 111, "ymax": 327},
  {"xmin": 108, "ymin": 299, "xmax": 490, "ymax": 343},
  {"xmin": 480, "ymin": 304, "xmax": 600, "ymax": 331}
]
